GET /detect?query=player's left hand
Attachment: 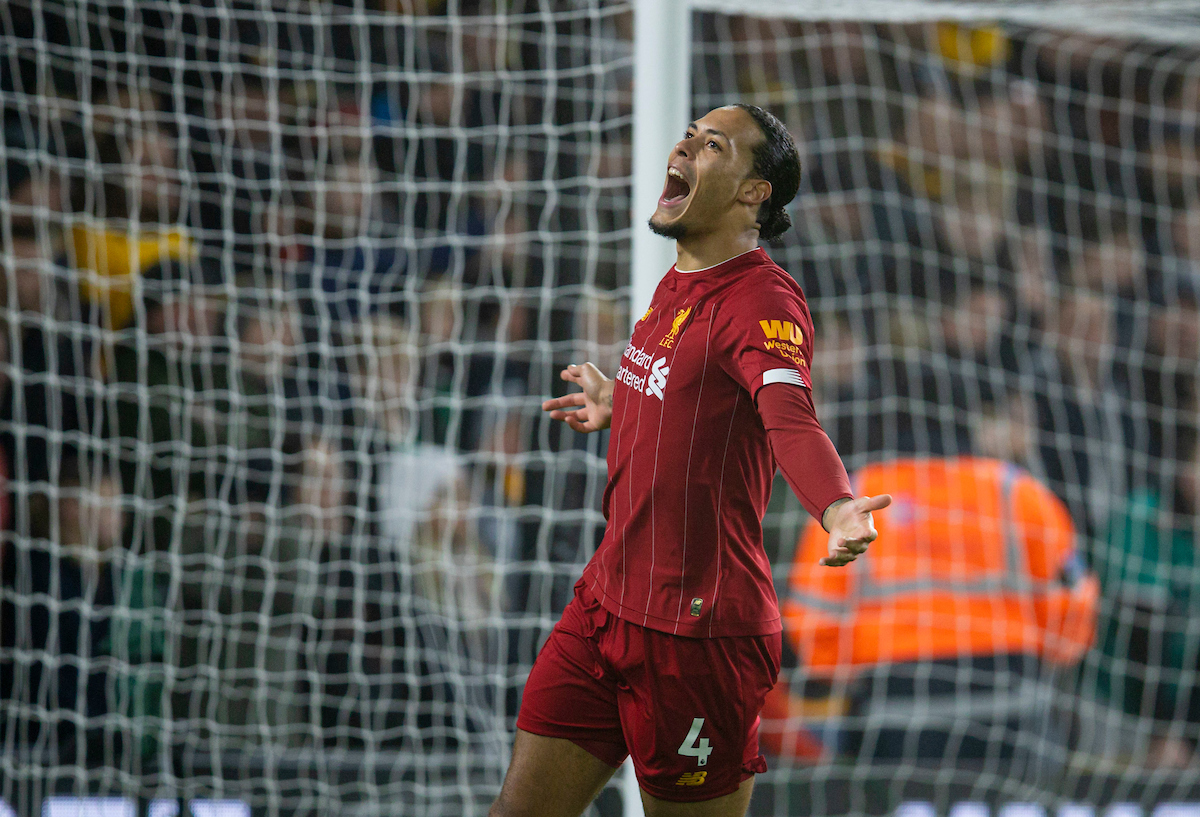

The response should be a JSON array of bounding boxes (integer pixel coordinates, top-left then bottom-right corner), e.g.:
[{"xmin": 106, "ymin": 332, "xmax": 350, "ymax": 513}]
[{"xmin": 820, "ymin": 494, "xmax": 891, "ymax": 567}]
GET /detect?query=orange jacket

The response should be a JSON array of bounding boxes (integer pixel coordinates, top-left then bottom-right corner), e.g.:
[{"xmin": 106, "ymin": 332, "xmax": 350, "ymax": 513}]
[{"xmin": 782, "ymin": 457, "xmax": 1098, "ymax": 673}]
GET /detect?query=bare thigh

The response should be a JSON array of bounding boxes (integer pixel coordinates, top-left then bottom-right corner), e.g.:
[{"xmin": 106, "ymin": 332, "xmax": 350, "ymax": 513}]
[
  {"xmin": 641, "ymin": 776, "xmax": 754, "ymax": 817},
  {"xmin": 489, "ymin": 729, "xmax": 620, "ymax": 817}
]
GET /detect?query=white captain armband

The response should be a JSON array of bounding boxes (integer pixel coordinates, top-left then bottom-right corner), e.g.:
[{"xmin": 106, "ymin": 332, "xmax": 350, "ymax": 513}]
[{"xmin": 761, "ymin": 368, "xmax": 807, "ymax": 388}]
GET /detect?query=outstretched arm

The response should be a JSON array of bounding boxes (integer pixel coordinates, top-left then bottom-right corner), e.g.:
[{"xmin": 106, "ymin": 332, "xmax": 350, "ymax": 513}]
[
  {"xmin": 756, "ymin": 382, "xmax": 890, "ymax": 567},
  {"xmin": 541, "ymin": 363, "xmax": 614, "ymax": 434}
]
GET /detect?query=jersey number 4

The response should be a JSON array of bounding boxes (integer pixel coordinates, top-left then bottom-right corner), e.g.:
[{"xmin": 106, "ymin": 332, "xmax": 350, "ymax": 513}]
[{"xmin": 678, "ymin": 717, "xmax": 713, "ymax": 767}]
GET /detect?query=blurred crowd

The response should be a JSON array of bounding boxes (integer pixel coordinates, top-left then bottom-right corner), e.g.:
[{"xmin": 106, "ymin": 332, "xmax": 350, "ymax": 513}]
[
  {"xmin": 4, "ymin": 0, "xmax": 1200, "ymax": 785},
  {"xmin": 0, "ymin": 1, "xmax": 632, "ymax": 767},
  {"xmin": 695, "ymin": 18, "xmax": 1200, "ymax": 766}
]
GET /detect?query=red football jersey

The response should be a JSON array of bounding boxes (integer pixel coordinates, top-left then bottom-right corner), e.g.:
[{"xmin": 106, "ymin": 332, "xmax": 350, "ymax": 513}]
[{"xmin": 582, "ymin": 247, "xmax": 816, "ymax": 638}]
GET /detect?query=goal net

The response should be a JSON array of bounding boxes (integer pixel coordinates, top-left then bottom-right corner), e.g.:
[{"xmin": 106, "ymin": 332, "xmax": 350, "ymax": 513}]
[
  {"xmin": 1, "ymin": 2, "xmax": 630, "ymax": 815},
  {"xmin": 685, "ymin": 2, "xmax": 1200, "ymax": 815},
  {"xmin": 4, "ymin": 0, "xmax": 1200, "ymax": 815}
]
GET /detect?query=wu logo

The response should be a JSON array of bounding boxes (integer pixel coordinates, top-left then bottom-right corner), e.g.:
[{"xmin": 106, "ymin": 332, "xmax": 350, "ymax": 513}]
[
  {"xmin": 646, "ymin": 357, "xmax": 670, "ymax": 400},
  {"xmin": 759, "ymin": 319, "xmax": 804, "ymax": 345}
]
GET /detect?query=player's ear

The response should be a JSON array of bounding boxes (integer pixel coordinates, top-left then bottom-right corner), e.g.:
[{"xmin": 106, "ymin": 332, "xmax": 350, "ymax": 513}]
[{"xmin": 739, "ymin": 179, "xmax": 771, "ymax": 207}]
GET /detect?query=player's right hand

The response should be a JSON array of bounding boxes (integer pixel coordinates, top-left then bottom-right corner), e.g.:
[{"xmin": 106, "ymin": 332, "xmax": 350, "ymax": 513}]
[{"xmin": 541, "ymin": 362, "xmax": 614, "ymax": 433}]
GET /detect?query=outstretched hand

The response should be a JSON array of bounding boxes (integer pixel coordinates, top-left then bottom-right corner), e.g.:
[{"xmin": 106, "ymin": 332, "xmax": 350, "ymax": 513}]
[
  {"xmin": 821, "ymin": 494, "xmax": 892, "ymax": 567},
  {"xmin": 541, "ymin": 363, "xmax": 615, "ymax": 434}
]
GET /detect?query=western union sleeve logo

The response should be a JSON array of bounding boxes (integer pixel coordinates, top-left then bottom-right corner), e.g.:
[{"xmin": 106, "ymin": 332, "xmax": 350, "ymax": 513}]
[
  {"xmin": 659, "ymin": 306, "xmax": 691, "ymax": 348},
  {"xmin": 759, "ymin": 319, "xmax": 807, "ymax": 367},
  {"xmin": 676, "ymin": 772, "xmax": 707, "ymax": 786},
  {"xmin": 760, "ymin": 319, "xmax": 803, "ymax": 345}
]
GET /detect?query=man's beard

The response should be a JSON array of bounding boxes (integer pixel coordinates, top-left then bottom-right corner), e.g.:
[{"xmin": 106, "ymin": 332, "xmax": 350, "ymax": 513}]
[{"xmin": 648, "ymin": 215, "xmax": 687, "ymax": 240}]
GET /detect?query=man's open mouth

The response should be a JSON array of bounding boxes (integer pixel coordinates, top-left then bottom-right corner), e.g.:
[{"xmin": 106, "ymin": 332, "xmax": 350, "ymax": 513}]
[{"xmin": 661, "ymin": 167, "xmax": 691, "ymax": 204}]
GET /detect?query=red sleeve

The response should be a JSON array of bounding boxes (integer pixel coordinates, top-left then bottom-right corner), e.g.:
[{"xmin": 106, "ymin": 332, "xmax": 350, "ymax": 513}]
[
  {"xmin": 756, "ymin": 383, "xmax": 853, "ymax": 527},
  {"xmin": 715, "ymin": 275, "xmax": 815, "ymax": 397}
]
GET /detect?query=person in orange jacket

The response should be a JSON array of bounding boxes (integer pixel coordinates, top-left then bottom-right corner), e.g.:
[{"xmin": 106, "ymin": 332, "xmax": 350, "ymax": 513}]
[{"xmin": 765, "ymin": 456, "xmax": 1099, "ymax": 767}]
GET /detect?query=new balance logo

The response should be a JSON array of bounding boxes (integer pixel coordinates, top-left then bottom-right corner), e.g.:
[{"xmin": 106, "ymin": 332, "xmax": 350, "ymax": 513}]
[
  {"xmin": 676, "ymin": 772, "xmax": 707, "ymax": 786},
  {"xmin": 759, "ymin": 319, "xmax": 804, "ymax": 345},
  {"xmin": 645, "ymin": 357, "xmax": 670, "ymax": 400}
]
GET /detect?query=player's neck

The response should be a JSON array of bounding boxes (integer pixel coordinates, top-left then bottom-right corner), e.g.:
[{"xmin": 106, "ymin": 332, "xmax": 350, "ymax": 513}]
[{"xmin": 674, "ymin": 227, "xmax": 760, "ymax": 272}]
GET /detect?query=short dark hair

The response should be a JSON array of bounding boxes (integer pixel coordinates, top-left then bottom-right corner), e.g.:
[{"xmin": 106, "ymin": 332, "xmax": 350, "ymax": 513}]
[{"xmin": 732, "ymin": 104, "xmax": 801, "ymax": 242}]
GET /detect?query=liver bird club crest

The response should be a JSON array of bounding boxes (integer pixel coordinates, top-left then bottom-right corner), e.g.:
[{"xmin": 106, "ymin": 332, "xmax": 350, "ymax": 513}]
[{"xmin": 659, "ymin": 306, "xmax": 691, "ymax": 349}]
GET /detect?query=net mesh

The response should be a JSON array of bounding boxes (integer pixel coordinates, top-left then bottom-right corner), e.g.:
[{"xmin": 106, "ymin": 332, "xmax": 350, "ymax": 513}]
[
  {"xmin": 5, "ymin": 1, "xmax": 1200, "ymax": 815},
  {"xmin": 1, "ymin": 2, "xmax": 630, "ymax": 815},
  {"xmin": 691, "ymin": 9, "xmax": 1200, "ymax": 815}
]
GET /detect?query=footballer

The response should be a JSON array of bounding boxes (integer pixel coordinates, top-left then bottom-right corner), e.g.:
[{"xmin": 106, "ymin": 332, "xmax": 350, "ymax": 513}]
[{"xmin": 490, "ymin": 104, "xmax": 890, "ymax": 817}]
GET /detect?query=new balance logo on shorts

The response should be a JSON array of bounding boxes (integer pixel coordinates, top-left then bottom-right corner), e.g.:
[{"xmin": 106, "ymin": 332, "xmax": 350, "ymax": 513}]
[
  {"xmin": 645, "ymin": 357, "xmax": 670, "ymax": 400},
  {"xmin": 675, "ymin": 772, "xmax": 707, "ymax": 786}
]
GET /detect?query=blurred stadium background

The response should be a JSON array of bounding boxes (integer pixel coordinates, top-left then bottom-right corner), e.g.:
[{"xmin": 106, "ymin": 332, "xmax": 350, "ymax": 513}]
[{"xmin": 4, "ymin": 1, "xmax": 1200, "ymax": 815}]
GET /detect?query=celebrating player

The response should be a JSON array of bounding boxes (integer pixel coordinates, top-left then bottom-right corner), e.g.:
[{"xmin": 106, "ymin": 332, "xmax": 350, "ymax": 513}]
[{"xmin": 490, "ymin": 104, "xmax": 891, "ymax": 817}]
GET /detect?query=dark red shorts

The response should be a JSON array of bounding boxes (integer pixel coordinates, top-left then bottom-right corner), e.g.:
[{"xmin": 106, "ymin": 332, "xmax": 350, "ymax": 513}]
[{"xmin": 516, "ymin": 580, "xmax": 782, "ymax": 802}]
